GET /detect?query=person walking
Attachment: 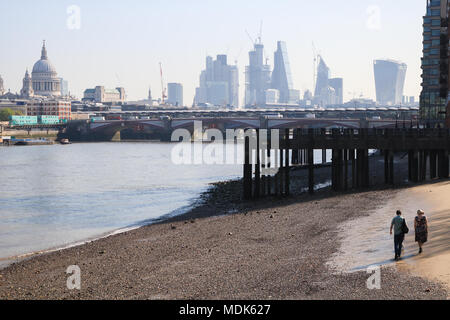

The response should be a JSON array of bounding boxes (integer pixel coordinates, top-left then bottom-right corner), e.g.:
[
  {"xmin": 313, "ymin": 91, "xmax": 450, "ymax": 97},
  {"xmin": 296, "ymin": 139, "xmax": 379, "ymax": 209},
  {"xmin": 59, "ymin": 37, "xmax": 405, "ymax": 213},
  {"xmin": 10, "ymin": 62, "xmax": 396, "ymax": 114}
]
[
  {"xmin": 390, "ymin": 210, "xmax": 407, "ymax": 261},
  {"xmin": 415, "ymin": 210, "xmax": 428, "ymax": 254}
]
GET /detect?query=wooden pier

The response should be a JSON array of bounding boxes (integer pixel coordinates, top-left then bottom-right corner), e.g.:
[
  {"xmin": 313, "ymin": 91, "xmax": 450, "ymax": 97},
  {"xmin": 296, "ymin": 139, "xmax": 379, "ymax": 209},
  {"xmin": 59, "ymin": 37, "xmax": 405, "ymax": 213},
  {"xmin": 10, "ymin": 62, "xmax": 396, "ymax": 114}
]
[{"xmin": 243, "ymin": 128, "xmax": 450, "ymax": 199}]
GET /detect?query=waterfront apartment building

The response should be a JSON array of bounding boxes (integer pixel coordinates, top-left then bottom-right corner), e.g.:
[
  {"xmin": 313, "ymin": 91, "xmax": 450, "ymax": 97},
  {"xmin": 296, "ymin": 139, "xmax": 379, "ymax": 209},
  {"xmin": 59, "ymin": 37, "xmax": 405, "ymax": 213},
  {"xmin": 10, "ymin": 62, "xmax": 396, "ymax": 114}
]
[
  {"xmin": 167, "ymin": 83, "xmax": 183, "ymax": 107},
  {"xmin": 420, "ymin": 0, "xmax": 449, "ymax": 127},
  {"xmin": 195, "ymin": 55, "xmax": 239, "ymax": 107},
  {"xmin": 373, "ymin": 59, "xmax": 407, "ymax": 106},
  {"xmin": 27, "ymin": 100, "xmax": 72, "ymax": 120},
  {"xmin": 245, "ymin": 42, "xmax": 271, "ymax": 107},
  {"xmin": 83, "ymin": 86, "xmax": 126, "ymax": 104}
]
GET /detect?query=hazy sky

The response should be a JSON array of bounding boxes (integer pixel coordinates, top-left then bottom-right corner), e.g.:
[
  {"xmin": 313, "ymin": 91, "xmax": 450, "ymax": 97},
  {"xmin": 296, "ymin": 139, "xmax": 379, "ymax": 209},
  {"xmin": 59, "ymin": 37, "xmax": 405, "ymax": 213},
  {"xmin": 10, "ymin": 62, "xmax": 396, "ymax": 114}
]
[{"xmin": 0, "ymin": 0, "xmax": 425, "ymax": 105}]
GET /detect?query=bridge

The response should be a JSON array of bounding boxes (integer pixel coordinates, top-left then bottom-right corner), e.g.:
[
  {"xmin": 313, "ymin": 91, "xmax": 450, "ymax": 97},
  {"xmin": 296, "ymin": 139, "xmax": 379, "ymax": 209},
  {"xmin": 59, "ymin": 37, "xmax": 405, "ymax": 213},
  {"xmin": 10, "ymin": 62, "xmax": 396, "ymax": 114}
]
[
  {"xmin": 99, "ymin": 105, "xmax": 419, "ymax": 120},
  {"xmin": 61, "ymin": 117, "xmax": 416, "ymax": 142}
]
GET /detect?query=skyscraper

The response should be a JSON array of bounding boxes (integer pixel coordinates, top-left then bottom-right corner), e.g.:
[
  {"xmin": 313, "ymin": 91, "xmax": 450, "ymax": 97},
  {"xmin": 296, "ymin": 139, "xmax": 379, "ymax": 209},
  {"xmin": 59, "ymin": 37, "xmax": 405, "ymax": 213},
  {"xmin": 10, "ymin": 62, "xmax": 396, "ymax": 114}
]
[
  {"xmin": 329, "ymin": 78, "xmax": 343, "ymax": 105},
  {"xmin": 245, "ymin": 42, "xmax": 271, "ymax": 107},
  {"xmin": 195, "ymin": 55, "xmax": 239, "ymax": 107},
  {"xmin": 419, "ymin": 0, "xmax": 449, "ymax": 126},
  {"xmin": 271, "ymin": 41, "xmax": 295, "ymax": 104},
  {"xmin": 60, "ymin": 79, "xmax": 69, "ymax": 97},
  {"xmin": 373, "ymin": 59, "xmax": 407, "ymax": 105},
  {"xmin": 313, "ymin": 56, "xmax": 337, "ymax": 107},
  {"xmin": 314, "ymin": 56, "xmax": 329, "ymax": 96},
  {"xmin": 168, "ymin": 83, "xmax": 183, "ymax": 107}
]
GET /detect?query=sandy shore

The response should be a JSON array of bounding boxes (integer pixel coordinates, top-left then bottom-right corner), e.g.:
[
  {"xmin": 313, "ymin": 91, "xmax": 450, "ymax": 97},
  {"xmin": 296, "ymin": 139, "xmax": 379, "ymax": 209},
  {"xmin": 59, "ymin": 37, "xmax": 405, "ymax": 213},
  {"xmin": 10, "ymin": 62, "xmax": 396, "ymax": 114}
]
[
  {"xmin": 394, "ymin": 182, "xmax": 450, "ymax": 297},
  {"xmin": 0, "ymin": 178, "xmax": 447, "ymax": 299}
]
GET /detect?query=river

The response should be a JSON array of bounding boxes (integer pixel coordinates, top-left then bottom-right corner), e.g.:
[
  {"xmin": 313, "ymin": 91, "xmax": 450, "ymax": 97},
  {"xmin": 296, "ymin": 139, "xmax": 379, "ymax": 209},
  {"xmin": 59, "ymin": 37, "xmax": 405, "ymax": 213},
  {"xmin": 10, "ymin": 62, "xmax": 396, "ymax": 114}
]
[{"xmin": 0, "ymin": 142, "xmax": 243, "ymax": 265}]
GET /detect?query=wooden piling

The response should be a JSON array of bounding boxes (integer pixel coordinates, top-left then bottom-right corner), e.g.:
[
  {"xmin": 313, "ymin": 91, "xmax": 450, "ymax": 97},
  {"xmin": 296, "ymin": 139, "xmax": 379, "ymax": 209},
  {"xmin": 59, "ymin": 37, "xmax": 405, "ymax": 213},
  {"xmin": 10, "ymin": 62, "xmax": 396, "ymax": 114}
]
[
  {"xmin": 243, "ymin": 135, "xmax": 252, "ymax": 200},
  {"xmin": 308, "ymin": 148, "xmax": 314, "ymax": 194},
  {"xmin": 254, "ymin": 129, "xmax": 261, "ymax": 198}
]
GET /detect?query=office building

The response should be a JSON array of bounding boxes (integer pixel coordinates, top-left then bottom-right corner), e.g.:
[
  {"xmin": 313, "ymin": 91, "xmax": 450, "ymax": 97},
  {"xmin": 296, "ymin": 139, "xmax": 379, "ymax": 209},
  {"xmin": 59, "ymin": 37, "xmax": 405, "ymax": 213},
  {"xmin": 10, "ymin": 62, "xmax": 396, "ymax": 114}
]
[
  {"xmin": 83, "ymin": 86, "xmax": 126, "ymax": 104},
  {"xmin": 329, "ymin": 78, "xmax": 344, "ymax": 105},
  {"xmin": 245, "ymin": 42, "xmax": 271, "ymax": 107},
  {"xmin": 270, "ymin": 41, "xmax": 297, "ymax": 104},
  {"xmin": 195, "ymin": 55, "xmax": 239, "ymax": 107},
  {"xmin": 313, "ymin": 55, "xmax": 341, "ymax": 107},
  {"xmin": 60, "ymin": 79, "xmax": 69, "ymax": 97},
  {"xmin": 167, "ymin": 83, "xmax": 183, "ymax": 107},
  {"xmin": 373, "ymin": 59, "xmax": 407, "ymax": 105},
  {"xmin": 27, "ymin": 100, "xmax": 72, "ymax": 120}
]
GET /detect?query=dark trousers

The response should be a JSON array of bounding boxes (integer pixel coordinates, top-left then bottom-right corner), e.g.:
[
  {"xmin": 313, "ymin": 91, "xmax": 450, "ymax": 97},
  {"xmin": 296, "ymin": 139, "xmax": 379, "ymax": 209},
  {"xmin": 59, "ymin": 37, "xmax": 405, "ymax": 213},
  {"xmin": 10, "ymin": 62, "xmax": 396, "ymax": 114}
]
[{"xmin": 394, "ymin": 234, "xmax": 405, "ymax": 257}]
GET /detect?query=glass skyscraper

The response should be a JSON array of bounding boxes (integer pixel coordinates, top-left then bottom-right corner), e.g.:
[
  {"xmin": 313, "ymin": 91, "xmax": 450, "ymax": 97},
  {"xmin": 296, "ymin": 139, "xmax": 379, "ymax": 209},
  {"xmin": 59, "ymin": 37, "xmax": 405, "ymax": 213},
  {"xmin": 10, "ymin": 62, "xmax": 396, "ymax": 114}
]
[
  {"xmin": 373, "ymin": 59, "xmax": 407, "ymax": 106},
  {"xmin": 270, "ymin": 41, "xmax": 295, "ymax": 104},
  {"xmin": 419, "ymin": 0, "xmax": 449, "ymax": 126}
]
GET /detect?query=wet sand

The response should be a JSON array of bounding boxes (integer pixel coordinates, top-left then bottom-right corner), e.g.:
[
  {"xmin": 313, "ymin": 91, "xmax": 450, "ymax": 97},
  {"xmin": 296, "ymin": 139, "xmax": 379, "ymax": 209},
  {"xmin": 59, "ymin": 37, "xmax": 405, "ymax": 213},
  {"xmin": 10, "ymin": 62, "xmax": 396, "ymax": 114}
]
[
  {"xmin": 396, "ymin": 182, "xmax": 450, "ymax": 296},
  {"xmin": 329, "ymin": 181, "xmax": 450, "ymax": 298},
  {"xmin": 0, "ymin": 180, "xmax": 447, "ymax": 300}
]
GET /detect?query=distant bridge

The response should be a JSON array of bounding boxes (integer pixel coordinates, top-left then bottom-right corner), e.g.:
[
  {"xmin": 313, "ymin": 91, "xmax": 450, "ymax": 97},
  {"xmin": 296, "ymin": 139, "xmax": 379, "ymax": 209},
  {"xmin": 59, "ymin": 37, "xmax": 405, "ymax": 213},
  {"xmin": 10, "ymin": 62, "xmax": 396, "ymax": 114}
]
[
  {"xmin": 62, "ymin": 117, "xmax": 417, "ymax": 142},
  {"xmin": 91, "ymin": 106, "xmax": 419, "ymax": 120}
]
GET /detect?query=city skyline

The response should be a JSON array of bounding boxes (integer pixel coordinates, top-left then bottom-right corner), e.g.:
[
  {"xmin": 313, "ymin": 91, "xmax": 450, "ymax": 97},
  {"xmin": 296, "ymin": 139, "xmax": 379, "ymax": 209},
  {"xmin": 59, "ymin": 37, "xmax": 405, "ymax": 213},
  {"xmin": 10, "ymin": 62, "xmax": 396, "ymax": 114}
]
[{"xmin": 0, "ymin": 0, "xmax": 424, "ymax": 105}]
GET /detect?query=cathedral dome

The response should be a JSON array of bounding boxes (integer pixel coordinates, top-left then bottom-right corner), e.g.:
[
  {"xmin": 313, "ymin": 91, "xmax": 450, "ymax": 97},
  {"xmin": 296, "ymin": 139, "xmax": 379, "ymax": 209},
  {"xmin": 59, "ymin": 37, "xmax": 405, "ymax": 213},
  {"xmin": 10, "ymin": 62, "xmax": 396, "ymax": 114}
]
[
  {"xmin": 32, "ymin": 41, "xmax": 57, "ymax": 76},
  {"xmin": 30, "ymin": 41, "xmax": 61, "ymax": 97},
  {"xmin": 32, "ymin": 59, "xmax": 57, "ymax": 74}
]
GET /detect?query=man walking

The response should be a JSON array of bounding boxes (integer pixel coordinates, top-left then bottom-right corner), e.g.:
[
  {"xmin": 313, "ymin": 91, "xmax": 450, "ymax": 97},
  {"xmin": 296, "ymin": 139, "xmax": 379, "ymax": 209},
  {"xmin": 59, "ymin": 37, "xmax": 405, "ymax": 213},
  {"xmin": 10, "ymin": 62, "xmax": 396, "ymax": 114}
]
[{"xmin": 390, "ymin": 210, "xmax": 406, "ymax": 261}]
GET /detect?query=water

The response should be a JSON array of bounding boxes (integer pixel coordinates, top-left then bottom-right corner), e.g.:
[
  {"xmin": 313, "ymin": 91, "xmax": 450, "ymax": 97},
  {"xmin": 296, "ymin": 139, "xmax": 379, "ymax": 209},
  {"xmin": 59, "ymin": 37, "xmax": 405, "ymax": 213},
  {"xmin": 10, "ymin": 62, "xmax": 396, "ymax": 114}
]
[{"xmin": 0, "ymin": 142, "xmax": 243, "ymax": 263}]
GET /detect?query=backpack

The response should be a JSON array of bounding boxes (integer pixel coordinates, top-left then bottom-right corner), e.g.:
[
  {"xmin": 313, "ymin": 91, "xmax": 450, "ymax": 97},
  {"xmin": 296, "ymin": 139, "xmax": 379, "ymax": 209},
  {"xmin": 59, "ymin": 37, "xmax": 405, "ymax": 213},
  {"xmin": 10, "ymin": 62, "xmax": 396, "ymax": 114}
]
[{"xmin": 402, "ymin": 218, "xmax": 409, "ymax": 234}]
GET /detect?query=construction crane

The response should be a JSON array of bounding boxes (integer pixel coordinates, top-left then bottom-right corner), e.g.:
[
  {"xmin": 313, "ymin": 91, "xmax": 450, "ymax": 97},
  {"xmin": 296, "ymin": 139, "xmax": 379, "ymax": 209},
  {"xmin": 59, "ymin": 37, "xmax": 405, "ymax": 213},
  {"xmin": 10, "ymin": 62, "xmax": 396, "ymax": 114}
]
[
  {"xmin": 257, "ymin": 20, "xmax": 263, "ymax": 45},
  {"xmin": 245, "ymin": 29, "xmax": 255, "ymax": 46},
  {"xmin": 159, "ymin": 62, "xmax": 167, "ymax": 104}
]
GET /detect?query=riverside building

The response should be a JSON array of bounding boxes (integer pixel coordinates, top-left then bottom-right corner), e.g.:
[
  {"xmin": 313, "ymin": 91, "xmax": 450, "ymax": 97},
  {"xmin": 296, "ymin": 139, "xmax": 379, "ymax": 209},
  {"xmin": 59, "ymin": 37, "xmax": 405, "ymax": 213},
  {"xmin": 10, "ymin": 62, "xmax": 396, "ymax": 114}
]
[{"xmin": 420, "ymin": 0, "xmax": 449, "ymax": 127}]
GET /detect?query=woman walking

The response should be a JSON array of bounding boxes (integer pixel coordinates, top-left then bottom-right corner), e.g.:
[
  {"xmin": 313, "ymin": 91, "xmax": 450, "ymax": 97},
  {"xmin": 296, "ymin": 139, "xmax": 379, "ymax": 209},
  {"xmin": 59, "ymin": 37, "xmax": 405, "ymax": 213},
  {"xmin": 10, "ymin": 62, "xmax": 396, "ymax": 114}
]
[{"xmin": 415, "ymin": 210, "xmax": 428, "ymax": 254}]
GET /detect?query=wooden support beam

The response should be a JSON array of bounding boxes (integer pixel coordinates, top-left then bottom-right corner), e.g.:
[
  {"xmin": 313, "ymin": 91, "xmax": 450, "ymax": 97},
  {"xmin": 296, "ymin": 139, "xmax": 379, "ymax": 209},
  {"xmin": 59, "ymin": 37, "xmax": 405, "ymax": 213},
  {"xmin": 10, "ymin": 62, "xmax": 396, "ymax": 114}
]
[
  {"xmin": 280, "ymin": 139, "xmax": 285, "ymax": 195},
  {"xmin": 364, "ymin": 149, "xmax": 370, "ymax": 188},
  {"xmin": 351, "ymin": 149, "xmax": 356, "ymax": 189},
  {"xmin": 430, "ymin": 150, "xmax": 437, "ymax": 180},
  {"xmin": 389, "ymin": 151, "xmax": 394, "ymax": 185},
  {"xmin": 331, "ymin": 149, "xmax": 337, "ymax": 191},
  {"xmin": 267, "ymin": 130, "xmax": 272, "ymax": 196},
  {"xmin": 284, "ymin": 129, "xmax": 290, "ymax": 196},
  {"xmin": 384, "ymin": 150, "xmax": 389, "ymax": 184},
  {"xmin": 243, "ymin": 135, "xmax": 252, "ymax": 200},
  {"xmin": 412, "ymin": 151, "xmax": 419, "ymax": 182},
  {"xmin": 308, "ymin": 148, "xmax": 314, "ymax": 194},
  {"xmin": 408, "ymin": 150, "xmax": 413, "ymax": 182},
  {"xmin": 254, "ymin": 129, "xmax": 261, "ymax": 198},
  {"xmin": 344, "ymin": 149, "xmax": 349, "ymax": 191}
]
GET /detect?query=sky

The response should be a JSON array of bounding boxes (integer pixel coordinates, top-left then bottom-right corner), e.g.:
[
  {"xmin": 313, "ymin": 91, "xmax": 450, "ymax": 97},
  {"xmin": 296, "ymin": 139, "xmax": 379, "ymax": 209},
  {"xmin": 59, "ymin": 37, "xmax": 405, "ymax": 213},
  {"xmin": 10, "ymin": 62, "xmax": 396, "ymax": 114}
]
[{"xmin": 0, "ymin": 0, "xmax": 426, "ymax": 105}]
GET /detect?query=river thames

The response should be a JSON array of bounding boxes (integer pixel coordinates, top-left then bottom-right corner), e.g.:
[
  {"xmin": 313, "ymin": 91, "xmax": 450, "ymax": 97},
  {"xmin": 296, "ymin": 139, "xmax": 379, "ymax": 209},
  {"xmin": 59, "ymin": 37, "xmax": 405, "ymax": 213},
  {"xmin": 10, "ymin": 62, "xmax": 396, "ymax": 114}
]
[{"xmin": 0, "ymin": 142, "xmax": 242, "ymax": 265}]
